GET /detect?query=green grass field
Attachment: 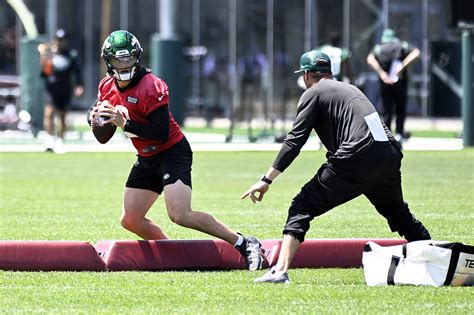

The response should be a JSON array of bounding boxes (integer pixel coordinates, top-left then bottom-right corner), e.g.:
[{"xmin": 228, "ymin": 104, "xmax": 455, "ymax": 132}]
[
  {"xmin": 1, "ymin": 150, "xmax": 473, "ymax": 314},
  {"xmin": 71, "ymin": 123, "xmax": 461, "ymax": 139}
]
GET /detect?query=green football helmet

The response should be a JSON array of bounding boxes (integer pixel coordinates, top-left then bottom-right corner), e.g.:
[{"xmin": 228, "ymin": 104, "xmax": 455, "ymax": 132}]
[{"xmin": 101, "ymin": 30, "xmax": 143, "ymax": 81}]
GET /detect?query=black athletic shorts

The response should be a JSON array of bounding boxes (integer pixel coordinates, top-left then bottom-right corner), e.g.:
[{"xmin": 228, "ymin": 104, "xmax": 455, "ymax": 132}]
[
  {"xmin": 45, "ymin": 90, "xmax": 71, "ymax": 111},
  {"xmin": 126, "ymin": 137, "xmax": 193, "ymax": 194}
]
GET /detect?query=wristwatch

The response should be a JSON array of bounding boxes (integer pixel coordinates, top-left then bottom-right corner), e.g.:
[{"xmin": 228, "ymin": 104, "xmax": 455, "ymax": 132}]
[{"xmin": 260, "ymin": 175, "xmax": 272, "ymax": 185}]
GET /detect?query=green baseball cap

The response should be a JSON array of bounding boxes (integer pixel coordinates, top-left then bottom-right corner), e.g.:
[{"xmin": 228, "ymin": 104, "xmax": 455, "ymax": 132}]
[
  {"xmin": 381, "ymin": 29, "xmax": 399, "ymax": 43},
  {"xmin": 294, "ymin": 50, "xmax": 332, "ymax": 74}
]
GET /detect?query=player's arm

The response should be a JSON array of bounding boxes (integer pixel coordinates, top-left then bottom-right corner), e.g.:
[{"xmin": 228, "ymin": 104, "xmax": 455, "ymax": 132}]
[
  {"xmin": 271, "ymin": 97, "xmax": 316, "ymax": 173},
  {"xmin": 87, "ymin": 100, "xmax": 117, "ymax": 144},
  {"xmin": 367, "ymin": 53, "xmax": 385, "ymax": 77},
  {"xmin": 86, "ymin": 99, "xmax": 98, "ymax": 126},
  {"xmin": 399, "ymin": 47, "xmax": 420, "ymax": 74},
  {"xmin": 241, "ymin": 166, "xmax": 281, "ymax": 203},
  {"xmin": 123, "ymin": 105, "xmax": 170, "ymax": 141},
  {"xmin": 101, "ymin": 104, "xmax": 170, "ymax": 141},
  {"xmin": 70, "ymin": 50, "xmax": 84, "ymax": 97},
  {"xmin": 70, "ymin": 50, "xmax": 83, "ymax": 85},
  {"xmin": 367, "ymin": 52, "xmax": 393, "ymax": 84}
]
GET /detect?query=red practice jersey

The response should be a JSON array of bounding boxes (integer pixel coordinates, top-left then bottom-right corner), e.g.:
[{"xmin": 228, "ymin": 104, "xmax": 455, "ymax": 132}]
[{"xmin": 98, "ymin": 72, "xmax": 184, "ymax": 156}]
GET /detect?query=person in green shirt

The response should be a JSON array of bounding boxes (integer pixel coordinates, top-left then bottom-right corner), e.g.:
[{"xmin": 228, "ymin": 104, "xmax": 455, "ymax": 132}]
[
  {"xmin": 318, "ymin": 32, "xmax": 354, "ymax": 83},
  {"xmin": 297, "ymin": 32, "xmax": 354, "ymax": 89}
]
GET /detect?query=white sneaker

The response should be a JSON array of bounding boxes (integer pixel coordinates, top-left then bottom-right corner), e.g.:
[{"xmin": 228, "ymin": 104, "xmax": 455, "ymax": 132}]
[
  {"xmin": 53, "ymin": 138, "xmax": 65, "ymax": 154},
  {"xmin": 44, "ymin": 134, "xmax": 55, "ymax": 152},
  {"xmin": 254, "ymin": 267, "xmax": 291, "ymax": 284}
]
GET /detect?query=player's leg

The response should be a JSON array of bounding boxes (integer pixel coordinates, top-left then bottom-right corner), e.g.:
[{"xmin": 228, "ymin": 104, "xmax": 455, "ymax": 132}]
[
  {"xmin": 254, "ymin": 233, "xmax": 296, "ymax": 284},
  {"xmin": 53, "ymin": 103, "xmax": 68, "ymax": 154},
  {"xmin": 162, "ymin": 138, "xmax": 263, "ymax": 270},
  {"xmin": 284, "ymin": 176, "xmax": 359, "ymax": 246},
  {"xmin": 256, "ymin": 161, "xmax": 364, "ymax": 283},
  {"xmin": 366, "ymin": 186, "xmax": 431, "ymax": 241},
  {"xmin": 43, "ymin": 103, "xmax": 55, "ymax": 151},
  {"xmin": 43, "ymin": 103, "xmax": 55, "ymax": 135},
  {"xmin": 122, "ymin": 156, "xmax": 169, "ymax": 240},
  {"xmin": 364, "ymin": 145, "xmax": 431, "ymax": 241},
  {"xmin": 58, "ymin": 109, "xmax": 67, "ymax": 139},
  {"xmin": 164, "ymin": 180, "xmax": 263, "ymax": 270},
  {"xmin": 380, "ymin": 84, "xmax": 394, "ymax": 132},
  {"xmin": 54, "ymin": 94, "xmax": 70, "ymax": 140},
  {"xmin": 120, "ymin": 187, "xmax": 168, "ymax": 240},
  {"xmin": 164, "ymin": 180, "xmax": 238, "ymax": 243},
  {"xmin": 394, "ymin": 81, "xmax": 408, "ymax": 137}
]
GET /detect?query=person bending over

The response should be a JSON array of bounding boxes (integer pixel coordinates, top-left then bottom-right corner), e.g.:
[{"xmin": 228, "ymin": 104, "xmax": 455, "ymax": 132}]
[
  {"xmin": 88, "ymin": 30, "xmax": 264, "ymax": 270},
  {"xmin": 242, "ymin": 50, "xmax": 431, "ymax": 283}
]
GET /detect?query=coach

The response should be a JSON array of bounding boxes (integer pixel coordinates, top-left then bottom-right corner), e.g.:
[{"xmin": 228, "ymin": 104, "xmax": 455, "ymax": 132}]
[{"xmin": 241, "ymin": 50, "xmax": 431, "ymax": 284}]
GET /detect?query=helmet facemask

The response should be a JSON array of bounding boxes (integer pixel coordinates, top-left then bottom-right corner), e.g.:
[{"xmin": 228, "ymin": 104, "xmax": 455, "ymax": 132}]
[{"xmin": 106, "ymin": 55, "xmax": 140, "ymax": 81}]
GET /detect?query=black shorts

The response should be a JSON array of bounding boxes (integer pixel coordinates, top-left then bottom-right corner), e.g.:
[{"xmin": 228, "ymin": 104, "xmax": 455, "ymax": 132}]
[
  {"xmin": 45, "ymin": 91, "xmax": 71, "ymax": 111},
  {"xmin": 125, "ymin": 137, "xmax": 193, "ymax": 194}
]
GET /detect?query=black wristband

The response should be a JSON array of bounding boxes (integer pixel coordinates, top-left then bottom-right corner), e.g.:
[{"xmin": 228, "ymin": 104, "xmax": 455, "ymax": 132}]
[
  {"xmin": 260, "ymin": 175, "xmax": 272, "ymax": 185},
  {"xmin": 123, "ymin": 119, "xmax": 131, "ymax": 130}
]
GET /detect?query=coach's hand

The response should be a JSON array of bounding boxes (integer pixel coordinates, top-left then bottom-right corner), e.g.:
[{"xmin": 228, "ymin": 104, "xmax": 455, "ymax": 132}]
[{"xmin": 241, "ymin": 181, "xmax": 269, "ymax": 203}]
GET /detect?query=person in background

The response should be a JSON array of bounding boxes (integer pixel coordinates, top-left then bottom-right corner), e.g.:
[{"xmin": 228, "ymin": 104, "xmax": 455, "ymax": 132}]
[
  {"xmin": 318, "ymin": 31, "xmax": 354, "ymax": 83},
  {"xmin": 367, "ymin": 29, "xmax": 420, "ymax": 143},
  {"xmin": 242, "ymin": 50, "xmax": 431, "ymax": 284},
  {"xmin": 40, "ymin": 29, "xmax": 84, "ymax": 154},
  {"xmin": 297, "ymin": 32, "xmax": 354, "ymax": 90}
]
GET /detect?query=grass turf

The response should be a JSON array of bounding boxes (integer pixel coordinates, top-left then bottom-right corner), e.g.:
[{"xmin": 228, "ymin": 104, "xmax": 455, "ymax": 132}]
[
  {"xmin": 70, "ymin": 123, "xmax": 461, "ymax": 139},
  {"xmin": 0, "ymin": 150, "xmax": 473, "ymax": 314}
]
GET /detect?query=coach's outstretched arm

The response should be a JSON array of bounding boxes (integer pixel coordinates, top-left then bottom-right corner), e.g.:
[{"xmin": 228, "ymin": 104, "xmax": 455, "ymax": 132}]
[{"xmin": 242, "ymin": 92, "xmax": 315, "ymax": 204}]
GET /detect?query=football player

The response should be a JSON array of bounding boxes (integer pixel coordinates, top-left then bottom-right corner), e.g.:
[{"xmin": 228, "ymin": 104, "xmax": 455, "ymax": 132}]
[{"xmin": 87, "ymin": 30, "xmax": 263, "ymax": 270}]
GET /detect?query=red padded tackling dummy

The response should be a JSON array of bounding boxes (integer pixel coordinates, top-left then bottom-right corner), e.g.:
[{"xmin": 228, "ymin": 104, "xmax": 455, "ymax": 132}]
[
  {"xmin": 95, "ymin": 239, "xmax": 280, "ymax": 271},
  {"xmin": 288, "ymin": 238, "xmax": 407, "ymax": 268},
  {"xmin": 0, "ymin": 241, "xmax": 106, "ymax": 271}
]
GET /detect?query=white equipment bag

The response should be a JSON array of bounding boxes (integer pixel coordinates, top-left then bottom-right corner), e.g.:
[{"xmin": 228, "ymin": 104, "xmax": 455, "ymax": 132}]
[{"xmin": 362, "ymin": 240, "xmax": 474, "ymax": 287}]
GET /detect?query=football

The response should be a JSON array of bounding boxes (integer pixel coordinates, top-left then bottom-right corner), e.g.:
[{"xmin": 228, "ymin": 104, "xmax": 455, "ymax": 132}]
[{"xmin": 92, "ymin": 115, "xmax": 117, "ymax": 144}]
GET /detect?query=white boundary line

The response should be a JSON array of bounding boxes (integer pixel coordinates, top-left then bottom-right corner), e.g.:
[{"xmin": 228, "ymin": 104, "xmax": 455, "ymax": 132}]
[{"xmin": 0, "ymin": 138, "xmax": 464, "ymax": 152}]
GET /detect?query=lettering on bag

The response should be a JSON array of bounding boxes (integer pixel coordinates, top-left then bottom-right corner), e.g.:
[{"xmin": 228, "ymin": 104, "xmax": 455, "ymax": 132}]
[{"xmin": 465, "ymin": 259, "xmax": 474, "ymax": 268}]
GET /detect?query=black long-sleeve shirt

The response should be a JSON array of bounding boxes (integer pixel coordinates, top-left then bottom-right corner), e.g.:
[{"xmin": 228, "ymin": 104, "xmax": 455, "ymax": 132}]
[
  {"xmin": 86, "ymin": 101, "xmax": 170, "ymax": 141},
  {"xmin": 273, "ymin": 79, "xmax": 396, "ymax": 172},
  {"xmin": 86, "ymin": 67, "xmax": 170, "ymax": 142}
]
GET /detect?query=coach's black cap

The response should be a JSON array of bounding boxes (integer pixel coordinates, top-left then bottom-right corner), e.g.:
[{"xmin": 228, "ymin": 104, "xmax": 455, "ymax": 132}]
[{"xmin": 294, "ymin": 50, "xmax": 332, "ymax": 74}]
